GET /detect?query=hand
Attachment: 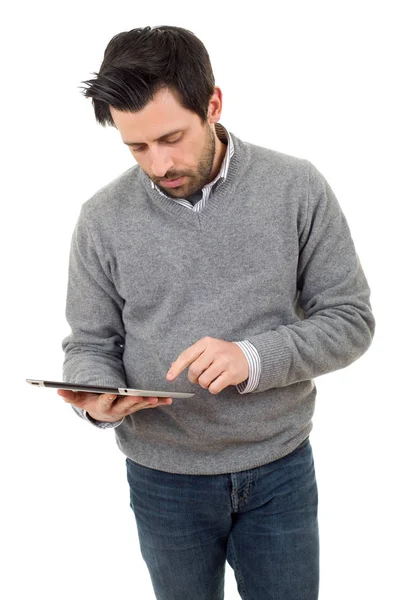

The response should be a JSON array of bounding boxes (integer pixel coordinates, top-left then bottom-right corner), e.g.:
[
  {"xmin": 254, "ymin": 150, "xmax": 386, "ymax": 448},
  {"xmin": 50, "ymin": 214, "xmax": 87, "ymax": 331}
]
[
  {"xmin": 166, "ymin": 336, "xmax": 249, "ymax": 394},
  {"xmin": 57, "ymin": 389, "xmax": 173, "ymax": 422}
]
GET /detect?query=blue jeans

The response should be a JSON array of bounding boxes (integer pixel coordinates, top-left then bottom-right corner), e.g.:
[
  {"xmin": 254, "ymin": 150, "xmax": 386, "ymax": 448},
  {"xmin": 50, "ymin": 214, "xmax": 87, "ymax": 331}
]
[{"xmin": 125, "ymin": 437, "xmax": 319, "ymax": 599}]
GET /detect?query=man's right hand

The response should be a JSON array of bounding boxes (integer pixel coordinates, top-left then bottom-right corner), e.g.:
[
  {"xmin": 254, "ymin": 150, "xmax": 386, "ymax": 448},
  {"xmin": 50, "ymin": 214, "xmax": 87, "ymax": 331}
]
[{"xmin": 57, "ymin": 389, "xmax": 173, "ymax": 423}]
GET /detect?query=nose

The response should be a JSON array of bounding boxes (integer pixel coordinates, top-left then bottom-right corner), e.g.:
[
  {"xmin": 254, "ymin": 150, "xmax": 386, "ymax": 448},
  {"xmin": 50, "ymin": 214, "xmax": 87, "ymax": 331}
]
[{"xmin": 150, "ymin": 147, "xmax": 174, "ymax": 179}]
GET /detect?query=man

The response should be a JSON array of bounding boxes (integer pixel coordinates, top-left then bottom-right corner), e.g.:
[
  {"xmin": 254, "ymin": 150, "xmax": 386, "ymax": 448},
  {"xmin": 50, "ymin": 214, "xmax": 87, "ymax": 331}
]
[{"xmin": 58, "ymin": 25, "xmax": 375, "ymax": 600}]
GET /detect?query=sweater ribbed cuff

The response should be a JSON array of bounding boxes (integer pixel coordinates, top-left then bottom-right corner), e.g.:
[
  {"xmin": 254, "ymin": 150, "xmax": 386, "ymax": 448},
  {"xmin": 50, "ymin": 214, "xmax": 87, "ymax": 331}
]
[{"xmin": 246, "ymin": 330, "xmax": 292, "ymax": 391}]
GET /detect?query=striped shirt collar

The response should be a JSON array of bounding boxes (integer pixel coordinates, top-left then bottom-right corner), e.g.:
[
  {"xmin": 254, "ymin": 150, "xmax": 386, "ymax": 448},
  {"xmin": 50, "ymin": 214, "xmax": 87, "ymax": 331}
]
[{"xmin": 150, "ymin": 123, "xmax": 234, "ymax": 200}]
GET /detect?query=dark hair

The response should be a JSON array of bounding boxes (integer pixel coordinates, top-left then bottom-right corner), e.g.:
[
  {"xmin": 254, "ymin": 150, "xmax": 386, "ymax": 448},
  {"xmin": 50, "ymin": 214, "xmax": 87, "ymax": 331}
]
[{"xmin": 80, "ymin": 26, "xmax": 216, "ymax": 128}]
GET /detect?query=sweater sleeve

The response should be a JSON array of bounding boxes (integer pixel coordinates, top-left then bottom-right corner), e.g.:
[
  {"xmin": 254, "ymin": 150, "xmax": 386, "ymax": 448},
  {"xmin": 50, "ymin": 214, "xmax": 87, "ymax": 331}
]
[
  {"xmin": 61, "ymin": 206, "xmax": 128, "ymax": 415},
  {"xmin": 247, "ymin": 161, "xmax": 375, "ymax": 392}
]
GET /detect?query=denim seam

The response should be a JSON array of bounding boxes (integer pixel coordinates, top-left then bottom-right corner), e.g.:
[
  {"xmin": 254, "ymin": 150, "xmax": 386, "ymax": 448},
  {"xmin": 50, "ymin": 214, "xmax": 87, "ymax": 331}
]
[
  {"xmin": 237, "ymin": 471, "xmax": 255, "ymax": 511},
  {"xmin": 239, "ymin": 471, "xmax": 253, "ymax": 510}
]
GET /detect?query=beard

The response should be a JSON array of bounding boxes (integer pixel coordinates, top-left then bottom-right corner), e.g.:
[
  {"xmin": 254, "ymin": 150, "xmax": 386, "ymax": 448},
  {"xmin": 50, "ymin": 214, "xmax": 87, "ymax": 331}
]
[{"xmin": 154, "ymin": 124, "xmax": 216, "ymax": 199}]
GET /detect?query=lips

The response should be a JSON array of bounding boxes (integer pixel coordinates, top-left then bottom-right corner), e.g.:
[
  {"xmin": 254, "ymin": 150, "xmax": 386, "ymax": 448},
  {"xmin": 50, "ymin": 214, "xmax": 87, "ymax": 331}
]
[{"xmin": 161, "ymin": 176, "xmax": 185, "ymax": 188}]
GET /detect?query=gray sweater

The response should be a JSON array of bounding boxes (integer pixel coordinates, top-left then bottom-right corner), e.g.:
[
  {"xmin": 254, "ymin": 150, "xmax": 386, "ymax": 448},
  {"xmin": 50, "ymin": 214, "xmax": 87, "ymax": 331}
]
[{"xmin": 62, "ymin": 128, "xmax": 374, "ymax": 475}]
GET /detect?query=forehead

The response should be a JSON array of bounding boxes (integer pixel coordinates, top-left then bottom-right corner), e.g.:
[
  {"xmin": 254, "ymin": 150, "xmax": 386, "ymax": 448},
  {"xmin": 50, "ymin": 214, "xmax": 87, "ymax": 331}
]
[{"xmin": 110, "ymin": 87, "xmax": 197, "ymax": 142}]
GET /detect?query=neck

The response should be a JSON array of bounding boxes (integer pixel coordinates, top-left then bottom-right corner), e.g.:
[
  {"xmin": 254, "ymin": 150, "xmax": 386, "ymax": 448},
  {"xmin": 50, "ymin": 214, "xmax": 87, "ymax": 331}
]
[{"xmin": 208, "ymin": 128, "xmax": 227, "ymax": 183}]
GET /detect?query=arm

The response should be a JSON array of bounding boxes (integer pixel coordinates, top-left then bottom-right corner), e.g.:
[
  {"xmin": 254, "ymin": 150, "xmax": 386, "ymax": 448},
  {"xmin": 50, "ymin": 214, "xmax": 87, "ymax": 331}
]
[
  {"xmin": 61, "ymin": 206, "xmax": 127, "ymax": 423},
  {"xmin": 247, "ymin": 161, "xmax": 375, "ymax": 392}
]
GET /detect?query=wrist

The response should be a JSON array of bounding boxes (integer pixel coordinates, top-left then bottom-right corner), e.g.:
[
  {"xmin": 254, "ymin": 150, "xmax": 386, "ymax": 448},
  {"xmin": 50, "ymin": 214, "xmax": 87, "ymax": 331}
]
[{"xmin": 86, "ymin": 411, "xmax": 119, "ymax": 424}]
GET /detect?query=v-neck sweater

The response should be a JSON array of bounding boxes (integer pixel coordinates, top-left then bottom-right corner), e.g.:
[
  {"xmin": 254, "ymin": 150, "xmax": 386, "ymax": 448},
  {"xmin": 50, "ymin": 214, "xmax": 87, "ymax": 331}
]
[{"xmin": 62, "ymin": 128, "xmax": 374, "ymax": 475}]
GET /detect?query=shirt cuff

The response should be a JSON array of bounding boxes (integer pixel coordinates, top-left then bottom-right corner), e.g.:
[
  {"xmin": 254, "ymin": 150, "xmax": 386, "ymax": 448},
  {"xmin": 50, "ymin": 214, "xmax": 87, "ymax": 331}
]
[
  {"xmin": 233, "ymin": 340, "xmax": 261, "ymax": 394},
  {"xmin": 71, "ymin": 405, "xmax": 124, "ymax": 428},
  {"xmin": 84, "ymin": 409, "xmax": 124, "ymax": 428}
]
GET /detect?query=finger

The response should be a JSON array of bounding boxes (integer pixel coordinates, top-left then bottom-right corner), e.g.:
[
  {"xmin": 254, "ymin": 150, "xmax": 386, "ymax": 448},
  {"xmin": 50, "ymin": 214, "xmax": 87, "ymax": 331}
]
[
  {"xmin": 143, "ymin": 396, "xmax": 158, "ymax": 405},
  {"xmin": 139, "ymin": 397, "xmax": 172, "ymax": 407},
  {"xmin": 96, "ymin": 392, "xmax": 121, "ymax": 413},
  {"xmin": 111, "ymin": 395, "xmax": 164, "ymax": 416},
  {"xmin": 188, "ymin": 355, "xmax": 215, "ymax": 384},
  {"xmin": 141, "ymin": 397, "xmax": 173, "ymax": 409},
  {"xmin": 111, "ymin": 395, "xmax": 150, "ymax": 413},
  {"xmin": 208, "ymin": 372, "xmax": 230, "ymax": 395},
  {"xmin": 167, "ymin": 339, "xmax": 208, "ymax": 380},
  {"xmin": 197, "ymin": 361, "xmax": 224, "ymax": 389},
  {"xmin": 57, "ymin": 389, "xmax": 102, "ymax": 407},
  {"xmin": 57, "ymin": 389, "xmax": 93, "ymax": 405},
  {"xmin": 119, "ymin": 397, "xmax": 172, "ymax": 415},
  {"xmin": 57, "ymin": 389, "xmax": 75, "ymax": 402},
  {"xmin": 102, "ymin": 395, "xmax": 145, "ymax": 418}
]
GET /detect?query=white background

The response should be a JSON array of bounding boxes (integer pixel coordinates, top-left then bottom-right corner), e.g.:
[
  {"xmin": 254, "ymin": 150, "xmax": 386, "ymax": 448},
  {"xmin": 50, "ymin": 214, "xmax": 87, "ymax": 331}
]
[{"xmin": 2, "ymin": 1, "xmax": 399, "ymax": 598}]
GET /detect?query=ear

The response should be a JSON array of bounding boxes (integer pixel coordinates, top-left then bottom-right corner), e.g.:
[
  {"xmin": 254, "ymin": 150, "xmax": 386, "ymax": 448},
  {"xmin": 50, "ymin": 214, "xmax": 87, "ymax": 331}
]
[{"xmin": 208, "ymin": 86, "xmax": 223, "ymax": 124}]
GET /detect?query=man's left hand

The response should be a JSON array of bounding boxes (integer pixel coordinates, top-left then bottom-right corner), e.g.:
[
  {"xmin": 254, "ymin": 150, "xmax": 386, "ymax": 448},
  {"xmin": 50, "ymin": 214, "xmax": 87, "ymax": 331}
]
[{"xmin": 166, "ymin": 337, "xmax": 249, "ymax": 394}]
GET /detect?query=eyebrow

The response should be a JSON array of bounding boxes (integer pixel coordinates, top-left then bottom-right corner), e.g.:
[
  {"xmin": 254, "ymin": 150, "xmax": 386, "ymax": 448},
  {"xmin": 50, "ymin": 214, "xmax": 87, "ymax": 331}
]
[{"xmin": 123, "ymin": 129, "xmax": 183, "ymax": 147}]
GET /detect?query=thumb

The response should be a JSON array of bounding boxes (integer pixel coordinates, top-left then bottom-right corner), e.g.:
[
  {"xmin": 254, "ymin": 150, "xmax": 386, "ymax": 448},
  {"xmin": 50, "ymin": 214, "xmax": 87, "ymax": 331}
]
[{"xmin": 57, "ymin": 389, "xmax": 76, "ymax": 402}]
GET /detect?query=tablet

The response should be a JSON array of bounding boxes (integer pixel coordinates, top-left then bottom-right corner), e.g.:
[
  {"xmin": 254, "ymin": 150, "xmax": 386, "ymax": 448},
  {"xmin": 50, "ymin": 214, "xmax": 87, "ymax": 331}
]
[{"xmin": 26, "ymin": 379, "xmax": 194, "ymax": 399}]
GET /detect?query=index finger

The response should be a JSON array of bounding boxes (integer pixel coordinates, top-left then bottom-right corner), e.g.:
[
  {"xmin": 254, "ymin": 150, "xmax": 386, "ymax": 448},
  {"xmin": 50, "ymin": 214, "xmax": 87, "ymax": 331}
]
[{"xmin": 166, "ymin": 339, "xmax": 207, "ymax": 380}]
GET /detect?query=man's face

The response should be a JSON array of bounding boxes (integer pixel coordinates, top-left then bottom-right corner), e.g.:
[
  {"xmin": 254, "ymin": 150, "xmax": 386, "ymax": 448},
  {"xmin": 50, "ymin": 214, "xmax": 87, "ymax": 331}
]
[{"xmin": 109, "ymin": 87, "xmax": 217, "ymax": 198}]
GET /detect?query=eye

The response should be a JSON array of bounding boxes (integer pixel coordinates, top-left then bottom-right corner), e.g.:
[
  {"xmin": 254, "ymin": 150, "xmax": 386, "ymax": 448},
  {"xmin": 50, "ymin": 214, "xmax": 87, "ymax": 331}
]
[{"xmin": 131, "ymin": 137, "xmax": 181, "ymax": 153}]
